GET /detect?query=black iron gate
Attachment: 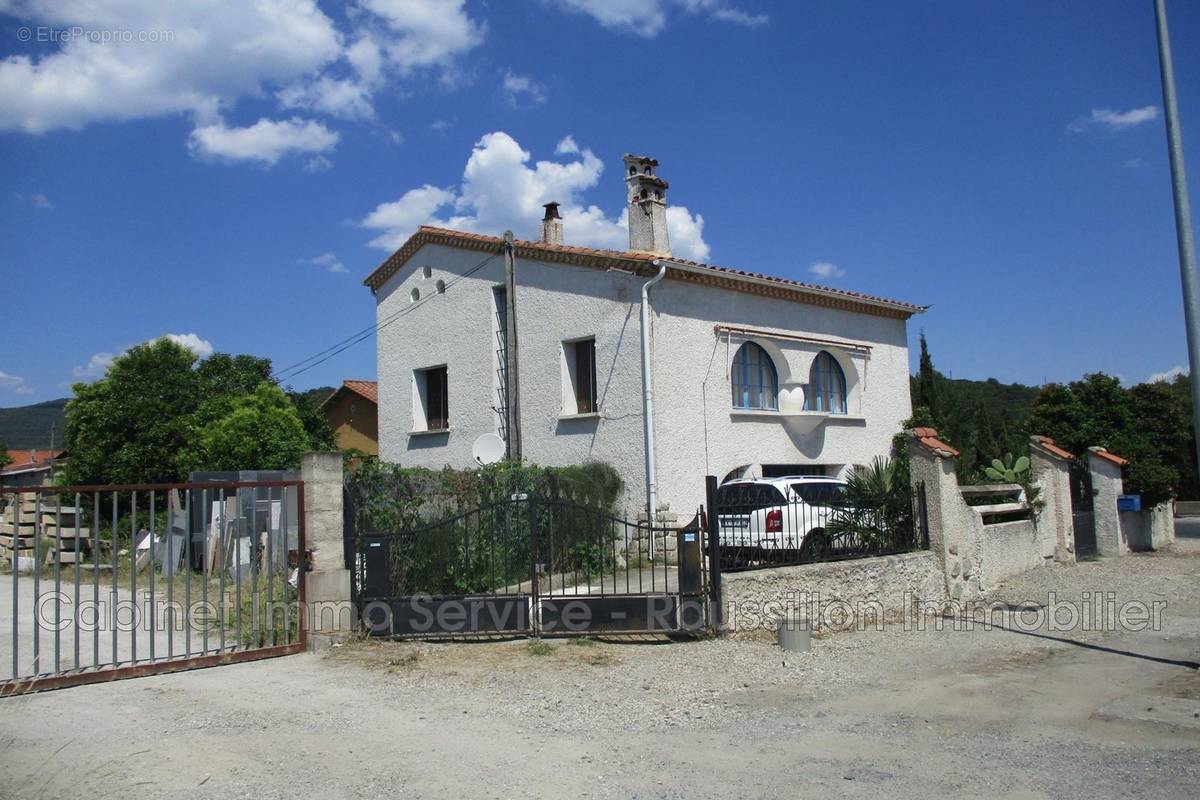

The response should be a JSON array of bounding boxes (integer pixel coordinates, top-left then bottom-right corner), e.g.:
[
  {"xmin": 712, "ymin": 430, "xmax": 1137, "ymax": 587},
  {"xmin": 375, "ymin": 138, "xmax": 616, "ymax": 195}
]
[
  {"xmin": 346, "ymin": 493, "xmax": 709, "ymax": 637},
  {"xmin": 1070, "ymin": 458, "xmax": 1097, "ymax": 556}
]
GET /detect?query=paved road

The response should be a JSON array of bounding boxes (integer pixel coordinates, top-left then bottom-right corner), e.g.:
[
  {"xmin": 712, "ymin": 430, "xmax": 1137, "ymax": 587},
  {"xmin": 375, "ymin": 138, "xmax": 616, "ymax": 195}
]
[
  {"xmin": 1, "ymin": 541, "xmax": 1197, "ymax": 798},
  {"xmin": 0, "ymin": 570, "xmax": 286, "ymax": 681}
]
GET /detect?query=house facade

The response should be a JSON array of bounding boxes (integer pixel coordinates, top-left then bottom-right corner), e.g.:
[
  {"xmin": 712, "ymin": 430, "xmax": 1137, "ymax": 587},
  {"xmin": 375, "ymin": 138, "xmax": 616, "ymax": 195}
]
[
  {"xmin": 1, "ymin": 449, "xmax": 66, "ymax": 488},
  {"xmin": 365, "ymin": 156, "xmax": 923, "ymax": 517},
  {"xmin": 322, "ymin": 380, "xmax": 379, "ymax": 456}
]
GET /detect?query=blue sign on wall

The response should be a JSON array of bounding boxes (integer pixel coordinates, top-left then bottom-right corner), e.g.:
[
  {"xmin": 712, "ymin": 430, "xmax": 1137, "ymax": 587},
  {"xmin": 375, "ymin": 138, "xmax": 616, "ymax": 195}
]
[{"xmin": 1117, "ymin": 494, "xmax": 1142, "ymax": 512}]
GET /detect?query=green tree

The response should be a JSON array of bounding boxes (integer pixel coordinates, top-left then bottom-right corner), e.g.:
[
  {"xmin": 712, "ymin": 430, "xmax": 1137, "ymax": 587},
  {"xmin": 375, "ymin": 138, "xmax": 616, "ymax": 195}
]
[
  {"xmin": 0, "ymin": 440, "xmax": 10, "ymax": 468},
  {"xmin": 195, "ymin": 353, "xmax": 272, "ymax": 398},
  {"xmin": 1029, "ymin": 382, "xmax": 1088, "ymax": 454},
  {"xmin": 1030, "ymin": 372, "xmax": 1196, "ymax": 504},
  {"xmin": 914, "ymin": 333, "xmax": 942, "ymax": 424},
  {"xmin": 177, "ymin": 382, "xmax": 310, "ymax": 474},
  {"xmin": 286, "ymin": 387, "xmax": 337, "ymax": 451},
  {"xmin": 63, "ymin": 339, "xmax": 309, "ymax": 485},
  {"xmin": 64, "ymin": 338, "xmax": 200, "ymax": 485}
]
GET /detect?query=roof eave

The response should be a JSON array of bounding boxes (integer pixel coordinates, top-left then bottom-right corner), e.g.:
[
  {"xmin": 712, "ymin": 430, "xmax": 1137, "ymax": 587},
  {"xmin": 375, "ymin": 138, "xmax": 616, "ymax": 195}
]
[
  {"xmin": 363, "ymin": 227, "xmax": 926, "ymax": 319},
  {"xmin": 656, "ymin": 258, "xmax": 926, "ymax": 319}
]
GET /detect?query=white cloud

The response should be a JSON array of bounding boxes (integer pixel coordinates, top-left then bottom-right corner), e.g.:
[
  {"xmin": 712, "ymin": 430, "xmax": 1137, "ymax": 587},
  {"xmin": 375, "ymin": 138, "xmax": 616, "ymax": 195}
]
[
  {"xmin": 163, "ymin": 333, "xmax": 214, "ymax": 358},
  {"xmin": 1148, "ymin": 365, "xmax": 1187, "ymax": 384},
  {"xmin": 188, "ymin": 117, "xmax": 339, "ymax": 166},
  {"xmin": 703, "ymin": 3, "xmax": 769, "ymax": 27},
  {"xmin": 309, "ymin": 252, "xmax": 349, "ymax": 274},
  {"xmin": 0, "ymin": 371, "xmax": 34, "ymax": 396},
  {"xmin": 72, "ymin": 333, "xmax": 212, "ymax": 382},
  {"xmin": 502, "ymin": 70, "xmax": 547, "ymax": 107},
  {"xmin": 304, "ymin": 155, "xmax": 333, "ymax": 172},
  {"xmin": 808, "ymin": 261, "xmax": 846, "ymax": 280},
  {"xmin": 555, "ymin": 135, "xmax": 579, "ymax": 155},
  {"xmin": 1123, "ymin": 157, "xmax": 1143, "ymax": 169},
  {"xmin": 1069, "ymin": 106, "xmax": 1160, "ymax": 134},
  {"xmin": 361, "ymin": 185, "xmax": 459, "ymax": 250},
  {"xmin": 13, "ymin": 192, "xmax": 52, "ymax": 210},
  {"xmin": 0, "ymin": 1, "xmax": 343, "ymax": 134},
  {"xmin": 72, "ymin": 352, "xmax": 116, "ymax": 380},
  {"xmin": 558, "ymin": 0, "xmax": 767, "ymax": 37},
  {"xmin": 0, "ymin": 0, "xmax": 485, "ymax": 153},
  {"xmin": 278, "ymin": 76, "xmax": 376, "ymax": 121},
  {"xmin": 359, "ymin": 131, "xmax": 711, "ymax": 260},
  {"xmin": 360, "ymin": 0, "xmax": 485, "ymax": 73}
]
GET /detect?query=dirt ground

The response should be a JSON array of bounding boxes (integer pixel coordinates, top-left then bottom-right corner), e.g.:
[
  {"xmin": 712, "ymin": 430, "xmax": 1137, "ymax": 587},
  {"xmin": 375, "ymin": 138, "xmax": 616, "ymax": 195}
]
[{"xmin": 1, "ymin": 536, "xmax": 1198, "ymax": 799}]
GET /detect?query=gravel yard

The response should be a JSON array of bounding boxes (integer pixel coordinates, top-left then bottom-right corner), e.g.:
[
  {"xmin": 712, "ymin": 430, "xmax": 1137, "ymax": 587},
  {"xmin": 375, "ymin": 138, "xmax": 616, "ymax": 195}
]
[{"xmin": 1, "ymin": 537, "xmax": 1198, "ymax": 799}]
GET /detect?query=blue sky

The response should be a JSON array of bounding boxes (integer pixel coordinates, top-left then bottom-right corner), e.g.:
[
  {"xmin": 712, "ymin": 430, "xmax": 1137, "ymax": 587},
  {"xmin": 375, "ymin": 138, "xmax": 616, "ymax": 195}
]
[{"xmin": 2, "ymin": 0, "xmax": 1199, "ymax": 406}]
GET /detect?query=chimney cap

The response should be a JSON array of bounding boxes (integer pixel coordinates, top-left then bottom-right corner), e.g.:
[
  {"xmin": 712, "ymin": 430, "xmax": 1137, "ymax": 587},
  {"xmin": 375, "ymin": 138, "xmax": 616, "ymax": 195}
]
[
  {"xmin": 542, "ymin": 201, "xmax": 561, "ymax": 220},
  {"xmin": 622, "ymin": 153, "xmax": 659, "ymax": 167}
]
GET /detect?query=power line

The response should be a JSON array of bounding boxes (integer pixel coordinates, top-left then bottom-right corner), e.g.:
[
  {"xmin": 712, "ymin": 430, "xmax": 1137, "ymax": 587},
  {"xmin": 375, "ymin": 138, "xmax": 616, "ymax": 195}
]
[{"xmin": 272, "ymin": 252, "xmax": 500, "ymax": 385}]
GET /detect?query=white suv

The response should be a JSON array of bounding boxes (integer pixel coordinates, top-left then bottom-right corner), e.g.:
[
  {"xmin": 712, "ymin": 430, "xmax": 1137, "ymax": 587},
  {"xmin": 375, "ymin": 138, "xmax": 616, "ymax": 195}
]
[{"xmin": 715, "ymin": 476, "xmax": 848, "ymax": 563}]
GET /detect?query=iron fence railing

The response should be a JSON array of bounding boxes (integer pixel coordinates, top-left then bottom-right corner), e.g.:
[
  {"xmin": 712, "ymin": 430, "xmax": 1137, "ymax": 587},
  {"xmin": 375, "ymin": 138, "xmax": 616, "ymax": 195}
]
[
  {"xmin": 349, "ymin": 495, "xmax": 680, "ymax": 601},
  {"xmin": 706, "ymin": 479, "xmax": 928, "ymax": 573},
  {"xmin": 0, "ymin": 481, "xmax": 305, "ymax": 695}
]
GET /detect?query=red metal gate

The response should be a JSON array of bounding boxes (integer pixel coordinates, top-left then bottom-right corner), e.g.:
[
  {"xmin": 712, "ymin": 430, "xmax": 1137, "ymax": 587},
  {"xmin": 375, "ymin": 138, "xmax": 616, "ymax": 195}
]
[{"xmin": 0, "ymin": 480, "xmax": 306, "ymax": 696}]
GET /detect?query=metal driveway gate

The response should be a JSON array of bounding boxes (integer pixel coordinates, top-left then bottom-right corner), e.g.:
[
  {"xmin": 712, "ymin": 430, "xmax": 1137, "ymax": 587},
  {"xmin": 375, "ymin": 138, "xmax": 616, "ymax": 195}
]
[
  {"xmin": 0, "ymin": 480, "xmax": 307, "ymax": 696},
  {"xmin": 348, "ymin": 495, "xmax": 709, "ymax": 637},
  {"xmin": 1069, "ymin": 459, "xmax": 1097, "ymax": 556}
]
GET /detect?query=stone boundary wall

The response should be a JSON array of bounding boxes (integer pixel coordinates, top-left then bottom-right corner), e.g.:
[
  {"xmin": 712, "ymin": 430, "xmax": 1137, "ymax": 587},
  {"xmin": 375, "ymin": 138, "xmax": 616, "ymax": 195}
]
[
  {"xmin": 907, "ymin": 430, "xmax": 1066, "ymax": 603},
  {"xmin": 1122, "ymin": 502, "xmax": 1176, "ymax": 551},
  {"xmin": 720, "ymin": 551, "xmax": 945, "ymax": 633}
]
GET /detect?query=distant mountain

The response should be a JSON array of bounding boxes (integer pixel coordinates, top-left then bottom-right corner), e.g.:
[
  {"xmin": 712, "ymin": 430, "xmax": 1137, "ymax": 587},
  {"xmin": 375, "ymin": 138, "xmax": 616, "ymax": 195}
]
[{"xmin": 0, "ymin": 398, "xmax": 68, "ymax": 450}]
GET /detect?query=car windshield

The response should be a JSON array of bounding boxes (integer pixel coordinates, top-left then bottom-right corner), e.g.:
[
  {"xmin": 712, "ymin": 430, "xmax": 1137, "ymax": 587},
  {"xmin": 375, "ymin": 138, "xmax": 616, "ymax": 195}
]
[
  {"xmin": 790, "ymin": 482, "xmax": 847, "ymax": 506},
  {"xmin": 717, "ymin": 483, "xmax": 788, "ymax": 512}
]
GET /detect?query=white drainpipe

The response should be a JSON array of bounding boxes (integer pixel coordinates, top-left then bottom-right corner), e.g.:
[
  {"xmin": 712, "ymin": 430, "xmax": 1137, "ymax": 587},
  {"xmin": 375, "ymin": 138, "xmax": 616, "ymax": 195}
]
[{"xmin": 641, "ymin": 262, "xmax": 669, "ymax": 544}]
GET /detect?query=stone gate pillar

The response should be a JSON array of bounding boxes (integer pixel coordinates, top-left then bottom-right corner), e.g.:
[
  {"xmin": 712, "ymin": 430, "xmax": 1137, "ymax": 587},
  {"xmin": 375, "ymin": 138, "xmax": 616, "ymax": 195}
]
[
  {"xmin": 907, "ymin": 428, "xmax": 981, "ymax": 604},
  {"xmin": 301, "ymin": 452, "xmax": 352, "ymax": 649},
  {"xmin": 1029, "ymin": 436, "xmax": 1075, "ymax": 562},
  {"xmin": 1087, "ymin": 447, "xmax": 1129, "ymax": 557}
]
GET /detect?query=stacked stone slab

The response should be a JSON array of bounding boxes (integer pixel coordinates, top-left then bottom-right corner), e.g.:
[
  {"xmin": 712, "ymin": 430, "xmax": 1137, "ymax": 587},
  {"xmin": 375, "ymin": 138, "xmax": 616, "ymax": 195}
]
[{"xmin": 0, "ymin": 495, "xmax": 96, "ymax": 571}]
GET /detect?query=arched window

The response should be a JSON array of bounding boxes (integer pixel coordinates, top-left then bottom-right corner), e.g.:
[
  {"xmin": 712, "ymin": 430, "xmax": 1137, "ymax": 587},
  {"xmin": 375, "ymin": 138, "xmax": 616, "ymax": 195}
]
[
  {"xmin": 731, "ymin": 342, "xmax": 778, "ymax": 410},
  {"xmin": 806, "ymin": 351, "xmax": 847, "ymax": 414}
]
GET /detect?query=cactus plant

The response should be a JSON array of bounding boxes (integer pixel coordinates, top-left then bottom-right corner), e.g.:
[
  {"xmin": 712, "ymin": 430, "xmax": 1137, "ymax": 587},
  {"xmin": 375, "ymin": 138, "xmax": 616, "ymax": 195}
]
[{"xmin": 984, "ymin": 453, "xmax": 1030, "ymax": 483}]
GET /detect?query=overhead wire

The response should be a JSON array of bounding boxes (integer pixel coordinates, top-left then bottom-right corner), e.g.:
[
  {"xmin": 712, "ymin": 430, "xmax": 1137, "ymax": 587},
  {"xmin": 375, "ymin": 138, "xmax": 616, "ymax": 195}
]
[{"xmin": 271, "ymin": 251, "xmax": 501, "ymax": 385}]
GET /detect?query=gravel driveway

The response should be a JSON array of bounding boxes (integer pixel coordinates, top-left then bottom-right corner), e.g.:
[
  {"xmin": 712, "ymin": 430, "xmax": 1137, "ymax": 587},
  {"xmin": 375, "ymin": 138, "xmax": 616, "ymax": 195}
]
[{"xmin": 1, "ymin": 538, "xmax": 1197, "ymax": 799}]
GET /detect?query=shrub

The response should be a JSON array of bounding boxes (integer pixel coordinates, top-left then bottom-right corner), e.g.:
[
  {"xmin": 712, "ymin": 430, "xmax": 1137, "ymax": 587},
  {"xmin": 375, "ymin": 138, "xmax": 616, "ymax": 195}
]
[{"xmin": 344, "ymin": 459, "xmax": 624, "ymax": 596}]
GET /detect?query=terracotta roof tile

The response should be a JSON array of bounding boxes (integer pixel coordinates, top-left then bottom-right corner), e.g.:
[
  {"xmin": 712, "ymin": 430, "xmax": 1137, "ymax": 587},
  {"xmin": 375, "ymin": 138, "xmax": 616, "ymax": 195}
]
[
  {"xmin": 1030, "ymin": 435, "xmax": 1073, "ymax": 461},
  {"xmin": 1088, "ymin": 447, "xmax": 1129, "ymax": 467},
  {"xmin": 910, "ymin": 428, "xmax": 960, "ymax": 459},
  {"xmin": 323, "ymin": 380, "xmax": 378, "ymax": 408},
  {"xmin": 342, "ymin": 380, "xmax": 378, "ymax": 404},
  {"xmin": 2, "ymin": 449, "xmax": 64, "ymax": 475},
  {"xmin": 363, "ymin": 225, "xmax": 926, "ymax": 319}
]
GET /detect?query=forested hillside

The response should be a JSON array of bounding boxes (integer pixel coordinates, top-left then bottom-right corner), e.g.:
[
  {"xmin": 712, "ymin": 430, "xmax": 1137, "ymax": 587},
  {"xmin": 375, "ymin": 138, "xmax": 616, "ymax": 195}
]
[
  {"xmin": 911, "ymin": 334, "xmax": 1198, "ymax": 502},
  {"xmin": 0, "ymin": 398, "xmax": 68, "ymax": 449}
]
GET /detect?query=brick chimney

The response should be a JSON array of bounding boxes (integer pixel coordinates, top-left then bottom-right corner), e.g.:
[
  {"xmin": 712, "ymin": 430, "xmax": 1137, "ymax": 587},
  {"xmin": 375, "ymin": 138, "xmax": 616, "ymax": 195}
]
[
  {"xmin": 540, "ymin": 202, "xmax": 563, "ymax": 245},
  {"xmin": 623, "ymin": 154, "xmax": 670, "ymax": 256}
]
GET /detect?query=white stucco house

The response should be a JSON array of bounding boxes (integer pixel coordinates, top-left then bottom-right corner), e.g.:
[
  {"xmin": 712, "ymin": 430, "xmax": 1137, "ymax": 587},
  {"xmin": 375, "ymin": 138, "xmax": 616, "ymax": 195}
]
[{"xmin": 363, "ymin": 155, "xmax": 925, "ymax": 518}]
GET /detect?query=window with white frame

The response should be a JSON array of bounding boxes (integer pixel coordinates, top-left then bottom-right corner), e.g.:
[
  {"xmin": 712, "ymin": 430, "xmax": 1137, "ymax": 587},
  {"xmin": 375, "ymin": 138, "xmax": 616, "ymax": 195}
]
[
  {"xmin": 414, "ymin": 365, "xmax": 449, "ymax": 430},
  {"xmin": 731, "ymin": 342, "xmax": 778, "ymax": 410},
  {"xmin": 805, "ymin": 351, "xmax": 847, "ymax": 414},
  {"xmin": 562, "ymin": 338, "xmax": 598, "ymax": 414}
]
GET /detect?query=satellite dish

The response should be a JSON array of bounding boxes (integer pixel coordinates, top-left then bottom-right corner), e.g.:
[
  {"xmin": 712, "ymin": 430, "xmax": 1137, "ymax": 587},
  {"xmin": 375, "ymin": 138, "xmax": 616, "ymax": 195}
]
[{"xmin": 472, "ymin": 433, "xmax": 506, "ymax": 466}]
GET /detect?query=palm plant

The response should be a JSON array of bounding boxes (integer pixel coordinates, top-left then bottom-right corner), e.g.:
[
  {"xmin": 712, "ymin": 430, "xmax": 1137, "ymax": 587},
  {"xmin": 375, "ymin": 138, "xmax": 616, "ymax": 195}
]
[{"xmin": 827, "ymin": 457, "xmax": 914, "ymax": 551}]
